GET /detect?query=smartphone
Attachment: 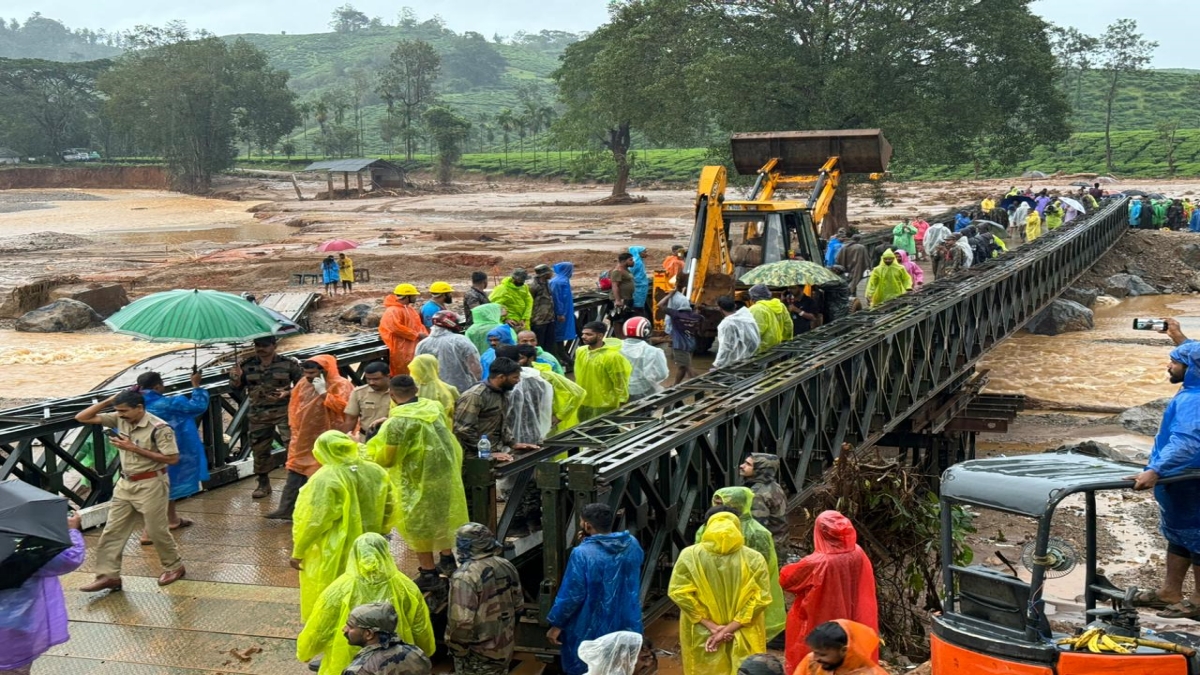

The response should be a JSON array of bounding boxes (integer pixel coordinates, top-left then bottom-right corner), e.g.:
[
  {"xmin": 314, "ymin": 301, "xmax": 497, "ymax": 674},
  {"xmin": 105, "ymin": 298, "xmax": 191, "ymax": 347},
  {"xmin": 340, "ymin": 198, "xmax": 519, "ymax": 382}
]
[
  {"xmin": 1132, "ymin": 318, "xmax": 1168, "ymax": 331},
  {"xmin": 105, "ymin": 428, "xmax": 122, "ymax": 439}
]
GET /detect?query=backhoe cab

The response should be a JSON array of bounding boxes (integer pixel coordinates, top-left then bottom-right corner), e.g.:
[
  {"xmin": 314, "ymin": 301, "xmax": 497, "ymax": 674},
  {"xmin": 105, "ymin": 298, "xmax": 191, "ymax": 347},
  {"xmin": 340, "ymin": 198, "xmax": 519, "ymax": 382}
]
[{"xmin": 654, "ymin": 130, "xmax": 891, "ymax": 329}]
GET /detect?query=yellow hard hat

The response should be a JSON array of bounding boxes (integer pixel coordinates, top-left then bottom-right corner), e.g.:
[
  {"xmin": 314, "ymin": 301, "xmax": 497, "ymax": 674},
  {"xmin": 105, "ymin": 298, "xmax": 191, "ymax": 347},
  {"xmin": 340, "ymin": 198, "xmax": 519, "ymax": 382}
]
[
  {"xmin": 429, "ymin": 281, "xmax": 454, "ymax": 294},
  {"xmin": 393, "ymin": 283, "xmax": 419, "ymax": 296}
]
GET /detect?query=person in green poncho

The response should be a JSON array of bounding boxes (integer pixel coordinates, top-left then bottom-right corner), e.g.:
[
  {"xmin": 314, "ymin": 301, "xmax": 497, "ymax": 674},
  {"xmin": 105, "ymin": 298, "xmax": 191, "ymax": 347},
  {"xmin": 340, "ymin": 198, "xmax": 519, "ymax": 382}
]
[
  {"xmin": 290, "ymin": 431, "xmax": 396, "ymax": 622},
  {"xmin": 489, "ymin": 268, "xmax": 534, "ymax": 330},
  {"xmin": 367, "ymin": 376, "xmax": 469, "ymax": 592},
  {"xmin": 466, "ymin": 303, "xmax": 517, "ymax": 354},
  {"xmin": 891, "ymin": 219, "xmax": 917, "ymax": 256},
  {"xmin": 695, "ymin": 487, "xmax": 787, "ymax": 641},
  {"xmin": 865, "ymin": 250, "xmax": 912, "ymax": 308}
]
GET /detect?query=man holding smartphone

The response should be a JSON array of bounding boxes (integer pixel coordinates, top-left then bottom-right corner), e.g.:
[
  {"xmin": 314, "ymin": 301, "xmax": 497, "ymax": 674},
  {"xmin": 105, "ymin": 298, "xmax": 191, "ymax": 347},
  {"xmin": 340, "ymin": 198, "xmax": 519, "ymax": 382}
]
[{"xmin": 75, "ymin": 390, "xmax": 186, "ymax": 591}]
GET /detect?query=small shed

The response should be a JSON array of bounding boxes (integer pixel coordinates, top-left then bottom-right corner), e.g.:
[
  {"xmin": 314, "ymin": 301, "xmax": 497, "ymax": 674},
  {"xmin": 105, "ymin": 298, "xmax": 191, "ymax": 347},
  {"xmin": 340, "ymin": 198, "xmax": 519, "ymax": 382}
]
[
  {"xmin": 302, "ymin": 158, "xmax": 408, "ymax": 198},
  {"xmin": 0, "ymin": 148, "xmax": 20, "ymax": 165}
]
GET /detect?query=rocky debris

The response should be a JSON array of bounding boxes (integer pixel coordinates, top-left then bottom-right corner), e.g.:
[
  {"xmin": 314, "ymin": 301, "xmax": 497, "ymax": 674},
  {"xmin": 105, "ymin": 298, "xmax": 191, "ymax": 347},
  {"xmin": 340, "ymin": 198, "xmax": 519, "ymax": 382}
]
[
  {"xmin": 1123, "ymin": 261, "xmax": 1150, "ymax": 278},
  {"xmin": 1110, "ymin": 397, "xmax": 1171, "ymax": 437},
  {"xmin": 339, "ymin": 302, "xmax": 374, "ymax": 324},
  {"xmin": 15, "ymin": 298, "xmax": 102, "ymax": 332},
  {"xmin": 1049, "ymin": 440, "xmax": 1129, "ymax": 462},
  {"xmin": 1060, "ymin": 287, "xmax": 1099, "ymax": 308},
  {"xmin": 1180, "ymin": 243, "xmax": 1200, "ymax": 269},
  {"xmin": 1187, "ymin": 273, "xmax": 1200, "ymax": 293},
  {"xmin": 1025, "ymin": 299, "xmax": 1094, "ymax": 336},
  {"xmin": 48, "ymin": 283, "xmax": 128, "ymax": 318},
  {"xmin": 362, "ymin": 304, "xmax": 387, "ymax": 328},
  {"xmin": 1094, "ymin": 294, "xmax": 1120, "ymax": 308},
  {"xmin": 0, "ymin": 231, "xmax": 93, "ymax": 254},
  {"xmin": 1103, "ymin": 273, "xmax": 1159, "ymax": 298}
]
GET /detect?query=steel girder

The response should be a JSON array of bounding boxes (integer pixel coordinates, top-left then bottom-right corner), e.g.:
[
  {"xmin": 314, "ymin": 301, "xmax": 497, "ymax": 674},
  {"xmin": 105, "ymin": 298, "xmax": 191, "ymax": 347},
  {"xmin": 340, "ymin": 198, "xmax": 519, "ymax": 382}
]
[{"xmin": 464, "ymin": 198, "xmax": 1129, "ymax": 633}]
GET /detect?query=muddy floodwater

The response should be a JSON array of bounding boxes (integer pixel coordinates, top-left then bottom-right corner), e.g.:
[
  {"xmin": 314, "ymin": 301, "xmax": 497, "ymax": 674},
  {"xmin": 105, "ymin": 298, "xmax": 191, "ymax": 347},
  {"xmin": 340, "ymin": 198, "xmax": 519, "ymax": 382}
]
[{"xmin": 980, "ymin": 295, "xmax": 1200, "ymax": 409}]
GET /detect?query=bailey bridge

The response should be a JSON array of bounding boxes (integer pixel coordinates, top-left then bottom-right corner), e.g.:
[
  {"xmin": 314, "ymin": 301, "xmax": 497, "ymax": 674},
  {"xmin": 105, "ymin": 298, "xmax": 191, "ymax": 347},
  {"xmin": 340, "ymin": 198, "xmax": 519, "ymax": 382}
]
[{"xmin": 0, "ymin": 198, "xmax": 1128, "ymax": 673}]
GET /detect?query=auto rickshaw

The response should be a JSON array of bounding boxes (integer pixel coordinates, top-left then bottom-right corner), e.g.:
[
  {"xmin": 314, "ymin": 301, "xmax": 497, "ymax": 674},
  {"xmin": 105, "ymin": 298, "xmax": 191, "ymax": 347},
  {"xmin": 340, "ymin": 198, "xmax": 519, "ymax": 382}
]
[{"xmin": 933, "ymin": 450, "xmax": 1200, "ymax": 674}]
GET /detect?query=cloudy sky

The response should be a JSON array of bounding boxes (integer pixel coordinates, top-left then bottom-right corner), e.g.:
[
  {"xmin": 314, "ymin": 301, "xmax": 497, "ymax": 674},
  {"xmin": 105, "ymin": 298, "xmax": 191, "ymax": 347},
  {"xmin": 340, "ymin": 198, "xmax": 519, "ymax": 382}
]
[{"xmin": 4, "ymin": 0, "xmax": 1194, "ymax": 68}]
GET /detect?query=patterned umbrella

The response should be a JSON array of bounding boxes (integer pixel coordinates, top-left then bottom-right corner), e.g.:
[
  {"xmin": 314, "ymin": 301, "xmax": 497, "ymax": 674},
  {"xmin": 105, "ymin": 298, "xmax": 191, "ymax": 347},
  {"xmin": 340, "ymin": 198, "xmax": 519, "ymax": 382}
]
[
  {"xmin": 739, "ymin": 260, "xmax": 842, "ymax": 287},
  {"xmin": 317, "ymin": 239, "xmax": 359, "ymax": 252}
]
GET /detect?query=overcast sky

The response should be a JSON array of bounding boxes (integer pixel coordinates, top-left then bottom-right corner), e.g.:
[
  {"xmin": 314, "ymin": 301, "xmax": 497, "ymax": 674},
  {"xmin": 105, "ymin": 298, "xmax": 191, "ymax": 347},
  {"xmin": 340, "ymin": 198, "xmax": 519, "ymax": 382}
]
[{"xmin": 3, "ymin": 0, "xmax": 1195, "ymax": 68}]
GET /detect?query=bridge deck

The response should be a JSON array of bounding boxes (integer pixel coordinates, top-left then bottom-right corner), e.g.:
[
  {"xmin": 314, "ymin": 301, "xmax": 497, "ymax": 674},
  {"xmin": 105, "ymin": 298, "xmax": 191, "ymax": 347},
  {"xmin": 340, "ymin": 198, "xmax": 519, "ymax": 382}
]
[{"xmin": 35, "ymin": 470, "xmax": 423, "ymax": 675}]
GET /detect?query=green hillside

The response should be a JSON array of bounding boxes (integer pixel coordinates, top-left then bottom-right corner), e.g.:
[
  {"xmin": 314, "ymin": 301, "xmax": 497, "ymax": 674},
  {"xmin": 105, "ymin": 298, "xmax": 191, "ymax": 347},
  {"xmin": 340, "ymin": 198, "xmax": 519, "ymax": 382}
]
[{"xmin": 1064, "ymin": 69, "xmax": 1200, "ymax": 132}]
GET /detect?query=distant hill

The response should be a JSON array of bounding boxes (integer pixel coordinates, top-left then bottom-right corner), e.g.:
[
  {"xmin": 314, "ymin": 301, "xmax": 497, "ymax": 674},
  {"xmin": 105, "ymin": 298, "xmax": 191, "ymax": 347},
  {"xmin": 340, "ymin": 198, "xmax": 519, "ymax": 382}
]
[
  {"xmin": 1063, "ymin": 69, "xmax": 1200, "ymax": 133},
  {"xmin": 0, "ymin": 14, "xmax": 121, "ymax": 61}
]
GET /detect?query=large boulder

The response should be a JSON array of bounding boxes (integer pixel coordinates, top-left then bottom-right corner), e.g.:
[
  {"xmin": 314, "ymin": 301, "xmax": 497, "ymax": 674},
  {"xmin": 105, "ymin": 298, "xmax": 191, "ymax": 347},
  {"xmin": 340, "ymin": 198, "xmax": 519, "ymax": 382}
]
[
  {"xmin": 1103, "ymin": 273, "xmax": 1159, "ymax": 298},
  {"xmin": 15, "ymin": 298, "xmax": 102, "ymax": 332},
  {"xmin": 1049, "ymin": 440, "xmax": 1128, "ymax": 462},
  {"xmin": 1180, "ymin": 243, "xmax": 1200, "ymax": 269},
  {"xmin": 339, "ymin": 303, "xmax": 373, "ymax": 324},
  {"xmin": 362, "ymin": 304, "xmax": 387, "ymax": 329},
  {"xmin": 1025, "ymin": 299, "xmax": 1094, "ymax": 336},
  {"xmin": 48, "ymin": 282, "xmax": 128, "ymax": 318},
  {"xmin": 1060, "ymin": 287, "xmax": 1099, "ymax": 308},
  {"xmin": 1112, "ymin": 397, "xmax": 1171, "ymax": 436}
]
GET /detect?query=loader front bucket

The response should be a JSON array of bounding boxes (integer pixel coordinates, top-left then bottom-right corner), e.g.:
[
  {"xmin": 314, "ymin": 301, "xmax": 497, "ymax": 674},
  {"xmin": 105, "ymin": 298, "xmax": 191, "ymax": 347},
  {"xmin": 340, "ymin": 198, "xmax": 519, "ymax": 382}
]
[{"xmin": 730, "ymin": 129, "xmax": 892, "ymax": 176}]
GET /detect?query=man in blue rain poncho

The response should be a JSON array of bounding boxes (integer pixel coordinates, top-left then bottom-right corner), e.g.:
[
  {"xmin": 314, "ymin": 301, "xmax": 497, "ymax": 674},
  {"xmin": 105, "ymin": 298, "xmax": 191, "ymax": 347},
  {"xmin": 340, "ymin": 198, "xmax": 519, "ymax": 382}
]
[
  {"xmin": 694, "ymin": 488, "xmax": 786, "ymax": 642},
  {"xmin": 135, "ymin": 371, "xmax": 209, "ymax": 537},
  {"xmin": 368, "ymin": 376, "xmax": 470, "ymax": 591},
  {"xmin": 480, "ymin": 325, "xmax": 518, "ymax": 383},
  {"xmin": 291, "ymin": 431, "xmax": 396, "ymax": 621},
  {"xmin": 549, "ymin": 262, "xmax": 577, "ymax": 352},
  {"xmin": 546, "ymin": 503, "xmax": 645, "ymax": 675},
  {"xmin": 297, "ymin": 532, "xmax": 435, "ymax": 675},
  {"xmin": 628, "ymin": 246, "xmax": 650, "ymax": 315},
  {"xmin": 1129, "ymin": 197, "xmax": 1143, "ymax": 228},
  {"xmin": 1129, "ymin": 320, "xmax": 1200, "ymax": 619}
]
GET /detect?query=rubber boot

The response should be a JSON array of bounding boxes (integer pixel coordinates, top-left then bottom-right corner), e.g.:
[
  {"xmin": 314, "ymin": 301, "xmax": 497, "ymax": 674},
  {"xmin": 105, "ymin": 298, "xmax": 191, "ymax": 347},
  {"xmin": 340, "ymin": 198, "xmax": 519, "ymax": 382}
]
[
  {"xmin": 266, "ymin": 471, "xmax": 306, "ymax": 520},
  {"xmin": 251, "ymin": 474, "xmax": 272, "ymax": 499}
]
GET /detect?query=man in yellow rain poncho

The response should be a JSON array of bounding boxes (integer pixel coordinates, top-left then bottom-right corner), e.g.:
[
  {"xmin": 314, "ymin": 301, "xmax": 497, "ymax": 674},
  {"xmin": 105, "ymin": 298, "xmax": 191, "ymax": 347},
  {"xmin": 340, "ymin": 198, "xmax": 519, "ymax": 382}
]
[
  {"xmin": 409, "ymin": 354, "xmax": 459, "ymax": 428},
  {"xmin": 367, "ymin": 376, "xmax": 469, "ymax": 592},
  {"xmin": 668, "ymin": 511, "xmax": 772, "ymax": 675},
  {"xmin": 1025, "ymin": 208, "xmax": 1043, "ymax": 242},
  {"xmin": 519, "ymin": 345, "xmax": 584, "ymax": 433},
  {"xmin": 291, "ymin": 431, "xmax": 395, "ymax": 621},
  {"xmin": 296, "ymin": 532, "xmax": 435, "ymax": 675},
  {"xmin": 864, "ymin": 250, "xmax": 912, "ymax": 308},
  {"xmin": 694, "ymin": 488, "xmax": 786, "ymax": 642}
]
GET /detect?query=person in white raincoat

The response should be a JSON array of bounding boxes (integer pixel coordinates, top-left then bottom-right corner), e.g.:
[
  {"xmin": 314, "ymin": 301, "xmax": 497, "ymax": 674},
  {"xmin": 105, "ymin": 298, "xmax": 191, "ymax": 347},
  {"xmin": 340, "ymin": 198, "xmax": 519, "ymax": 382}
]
[
  {"xmin": 712, "ymin": 296, "xmax": 761, "ymax": 370},
  {"xmin": 504, "ymin": 344, "xmax": 555, "ymax": 445},
  {"xmin": 414, "ymin": 311, "xmax": 482, "ymax": 394},
  {"xmin": 618, "ymin": 317, "xmax": 669, "ymax": 402}
]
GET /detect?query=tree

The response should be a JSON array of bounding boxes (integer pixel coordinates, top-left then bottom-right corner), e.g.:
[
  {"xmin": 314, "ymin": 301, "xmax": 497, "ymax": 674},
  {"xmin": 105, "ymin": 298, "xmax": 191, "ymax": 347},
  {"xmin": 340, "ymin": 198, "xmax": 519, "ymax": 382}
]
[
  {"xmin": 444, "ymin": 32, "xmax": 507, "ymax": 86},
  {"xmin": 1050, "ymin": 27, "xmax": 1100, "ymax": 120},
  {"xmin": 296, "ymin": 101, "xmax": 313, "ymax": 158},
  {"xmin": 554, "ymin": 0, "xmax": 708, "ymax": 199},
  {"xmin": 377, "ymin": 40, "xmax": 440, "ymax": 160},
  {"xmin": 1156, "ymin": 119, "xmax": 1182, "ymax": 176},
  {"xmin": 99, "ymin": 32, "xmax": 297, "ymax": 192},
  {"xmin": 423, "ymin": 106, "xmax": 471, "ymax": 184},
  {"xmin": 496, "ymin": 108, "xmax": 517, "ymax": 166},
  {"xmin": 1098, "ymin": 19, "xmax": 1156, "ymax": 173},
  {"xmin": 0, "ymin": 58, "xmax": 109, "ymax": 157},
  {"xmin": 329, "ymin": 4, "xmax": 369, "ymax": 33}
]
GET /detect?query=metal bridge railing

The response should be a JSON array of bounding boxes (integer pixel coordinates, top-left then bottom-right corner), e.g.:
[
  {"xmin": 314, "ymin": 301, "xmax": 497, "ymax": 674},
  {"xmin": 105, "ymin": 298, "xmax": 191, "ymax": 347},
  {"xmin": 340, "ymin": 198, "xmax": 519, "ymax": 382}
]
[{"xmin": 460, "ymin": 198, "xmax": 1129, "ymax": 641}]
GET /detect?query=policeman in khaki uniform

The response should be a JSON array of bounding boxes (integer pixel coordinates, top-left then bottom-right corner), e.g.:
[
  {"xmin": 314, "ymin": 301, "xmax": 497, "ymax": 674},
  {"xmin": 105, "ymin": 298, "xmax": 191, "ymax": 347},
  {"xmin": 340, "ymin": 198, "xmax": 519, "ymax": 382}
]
[
  {"xmin": 229, "ymin": 335, "xmax": 303, "ymax": 499},
  {"xmin": 76, "ymin": 390, "xmax": 186, "ymax": 591},
  {"xmin": 344, "ymin": 361, "xmax": 393, "ymax": 440}
]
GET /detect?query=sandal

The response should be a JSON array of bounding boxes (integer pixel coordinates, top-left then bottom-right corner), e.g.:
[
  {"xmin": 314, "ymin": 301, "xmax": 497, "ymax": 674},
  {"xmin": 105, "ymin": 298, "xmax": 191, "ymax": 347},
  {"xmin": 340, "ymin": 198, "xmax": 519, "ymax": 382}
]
[
  {"xmin": 1131, "ymin": 589, "xmax": 1174, "ymax": 609},
  {"xmin": 170, "ymin": 518, "xmax": 194, "ymax": 531},
  {"xmin": 1157, "ymin": 599, "xmax": 1200, "ymax": 619}
]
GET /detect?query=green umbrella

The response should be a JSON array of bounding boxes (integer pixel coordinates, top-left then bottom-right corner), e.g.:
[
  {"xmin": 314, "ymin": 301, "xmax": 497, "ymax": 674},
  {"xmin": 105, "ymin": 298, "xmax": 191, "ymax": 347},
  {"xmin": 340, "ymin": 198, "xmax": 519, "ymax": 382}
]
[
  {"xmin": 106, "ymin": 289, "xmax": 290, "ymax": 370},
  {"xmin": 739, "ymin": 260, "xmax": 842, "ymax": 287}
]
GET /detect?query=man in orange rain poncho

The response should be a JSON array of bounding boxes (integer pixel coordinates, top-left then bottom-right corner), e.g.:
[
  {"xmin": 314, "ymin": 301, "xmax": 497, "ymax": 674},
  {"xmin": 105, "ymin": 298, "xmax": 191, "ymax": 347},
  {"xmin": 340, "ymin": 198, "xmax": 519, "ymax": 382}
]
[
  {"xmin": 668, "ymin": 511, "xmax": 771, "ymax": 675},
  {"xmin": 379, "ymin": 284, "xmax": 428, "ymax": 376},
  {"xmin": 290, "ymin": 431, "xmax": 395, "ymax": 621},
  {"xmin": 268, "ymin": 355, "xmax": 354, "ymax": 521},
  {"xmin": 779, "ymin": 511, "xmax": 878, "ymax": 673},
  {"xmin": 793, "ymin": 620, "xmax": 888, "ymax": 675},
  {"xmin": 296, "ymin": 532, "xmax": 435, "ymax": 675}
]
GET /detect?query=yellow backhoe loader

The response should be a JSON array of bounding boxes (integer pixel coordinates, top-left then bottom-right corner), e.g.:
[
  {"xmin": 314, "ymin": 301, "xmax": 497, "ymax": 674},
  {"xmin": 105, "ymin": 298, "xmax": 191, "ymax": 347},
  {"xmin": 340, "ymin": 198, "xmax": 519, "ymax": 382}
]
[{"xmin": 653, "ymin": 129, "xmax": 891, "ymax": 334}]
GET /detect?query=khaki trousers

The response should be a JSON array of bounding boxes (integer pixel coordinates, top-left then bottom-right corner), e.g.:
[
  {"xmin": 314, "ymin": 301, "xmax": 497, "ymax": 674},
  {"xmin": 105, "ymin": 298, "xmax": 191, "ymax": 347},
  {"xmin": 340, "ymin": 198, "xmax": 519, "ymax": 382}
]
[{"xmin": 93, "ymin": 475, "xmax": 182, "ymax": 577}]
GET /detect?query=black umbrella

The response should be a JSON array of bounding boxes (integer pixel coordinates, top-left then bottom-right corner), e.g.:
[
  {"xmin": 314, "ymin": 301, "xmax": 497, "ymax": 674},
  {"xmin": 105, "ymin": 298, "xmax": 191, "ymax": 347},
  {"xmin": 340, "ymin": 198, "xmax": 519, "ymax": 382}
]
[
  {"xmin": 0, "ymin": 481, "xmax": 71, "ymax": 590},
  {"xmin": 1121, "ymin": 189, "xmax": 1150, "ymax": 197},
  {"xmin": 1000, "ymin": 195, "xmax": 1036, "ymax": 210}
]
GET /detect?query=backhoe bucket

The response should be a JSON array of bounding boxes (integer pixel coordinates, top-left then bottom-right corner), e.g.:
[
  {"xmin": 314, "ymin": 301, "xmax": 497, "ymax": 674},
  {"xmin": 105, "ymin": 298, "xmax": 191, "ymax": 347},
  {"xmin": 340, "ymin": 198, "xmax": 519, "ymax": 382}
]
[{"xmin": 730, "ymin": 129, "xmax": 892, "ymax": 176}]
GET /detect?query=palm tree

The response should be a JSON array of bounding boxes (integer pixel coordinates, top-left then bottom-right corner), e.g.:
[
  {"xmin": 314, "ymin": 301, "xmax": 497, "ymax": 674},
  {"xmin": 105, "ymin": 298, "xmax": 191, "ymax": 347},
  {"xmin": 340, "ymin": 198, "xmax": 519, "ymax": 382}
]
[
  {"xmin": 497, "ymin": 108, "xmax": 516, "ymax": 168},
  {"xmin": 296, "ymin": 102, "xmax": 313, "ymax": 159},
  {"xmin": 538, "ymin": 106, "xmax": 556, "ymax": 166}
]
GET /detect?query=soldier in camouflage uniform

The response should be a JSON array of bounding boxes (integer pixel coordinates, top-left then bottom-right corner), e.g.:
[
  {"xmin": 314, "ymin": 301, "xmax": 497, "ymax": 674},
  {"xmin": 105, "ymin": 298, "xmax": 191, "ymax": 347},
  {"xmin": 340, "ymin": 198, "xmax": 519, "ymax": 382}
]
[
  {"xmin": 229, "ymin": 335, "xmax": 303, "ymax": 498},
  {"xmin": 342, "ymin": 602, "xmax": 432, "ymax": 675},
  {"xmin": 446, "ymin": 523, "xmax": 523, "ymax": 675},
  {"xmin": 741, "ymin": 453, "xmax": 789, "ymax": 562}
]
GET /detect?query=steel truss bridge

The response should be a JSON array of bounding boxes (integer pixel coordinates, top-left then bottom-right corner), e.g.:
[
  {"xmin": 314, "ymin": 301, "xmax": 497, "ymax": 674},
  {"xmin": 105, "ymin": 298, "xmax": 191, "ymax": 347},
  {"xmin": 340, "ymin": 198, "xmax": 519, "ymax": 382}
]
[{"xmin": 0, "ymin": 198, "xmax": 1128, "ymax": 654}]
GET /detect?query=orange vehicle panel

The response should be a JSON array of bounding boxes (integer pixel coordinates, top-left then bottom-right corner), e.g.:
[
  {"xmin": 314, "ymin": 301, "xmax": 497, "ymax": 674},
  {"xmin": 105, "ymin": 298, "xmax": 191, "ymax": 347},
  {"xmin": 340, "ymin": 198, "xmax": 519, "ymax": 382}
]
[
  {"xmin": 931, "ymin": 634, "xmax": 1053, "ymax": 675},
  {"xmin": 1056, "ymin": 651, "xmax": 1187, "ymax": 675}
]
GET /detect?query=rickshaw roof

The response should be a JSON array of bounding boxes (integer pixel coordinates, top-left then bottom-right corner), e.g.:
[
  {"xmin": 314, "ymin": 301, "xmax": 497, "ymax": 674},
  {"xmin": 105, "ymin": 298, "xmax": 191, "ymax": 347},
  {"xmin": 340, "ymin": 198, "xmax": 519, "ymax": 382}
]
[{"xmin": 940, "ymin": 451, "xmax": 1146, "ymax": 518}]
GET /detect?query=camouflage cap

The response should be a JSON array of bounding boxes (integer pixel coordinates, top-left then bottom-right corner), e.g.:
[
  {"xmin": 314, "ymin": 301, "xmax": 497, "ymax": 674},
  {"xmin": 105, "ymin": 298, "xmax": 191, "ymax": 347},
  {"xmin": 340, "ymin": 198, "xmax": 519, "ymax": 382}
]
[
  {"xmin": 737, "ymin": 653, "xmax": 786, "ymax": 675},
  {"xmin": 346, "ymin": 602, "xmax": 398, "ymax": 634},
  {"xmin": 455, "ymin": 522, "xmax": 501, "ymax": 559}
]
